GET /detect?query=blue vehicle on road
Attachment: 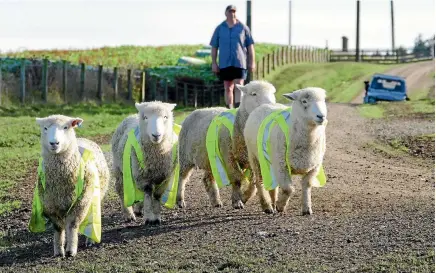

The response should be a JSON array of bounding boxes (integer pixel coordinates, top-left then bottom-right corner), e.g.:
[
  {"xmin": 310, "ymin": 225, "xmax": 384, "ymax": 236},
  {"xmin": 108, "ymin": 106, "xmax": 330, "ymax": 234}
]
[{"xmin": 363, "ymin": 74, "xmax": 409, "ymax": 104}]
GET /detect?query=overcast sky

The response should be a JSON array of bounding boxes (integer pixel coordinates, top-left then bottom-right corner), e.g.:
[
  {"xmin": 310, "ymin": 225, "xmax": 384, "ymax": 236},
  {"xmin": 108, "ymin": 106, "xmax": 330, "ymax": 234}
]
[{"xmin": 0, "ymin": 0, "xmax": 434, "ymax": 52}]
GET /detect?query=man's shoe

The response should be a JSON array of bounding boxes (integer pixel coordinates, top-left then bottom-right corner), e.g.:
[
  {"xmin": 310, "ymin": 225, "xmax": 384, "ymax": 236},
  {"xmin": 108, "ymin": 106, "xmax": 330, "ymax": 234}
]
[
  {"xmin": 234, "ymin": 102, "xmax": 240, "ymax": 108},
  {"xmin": 226, "ymin": 104, "xmax": 234, "ymax": 109}
]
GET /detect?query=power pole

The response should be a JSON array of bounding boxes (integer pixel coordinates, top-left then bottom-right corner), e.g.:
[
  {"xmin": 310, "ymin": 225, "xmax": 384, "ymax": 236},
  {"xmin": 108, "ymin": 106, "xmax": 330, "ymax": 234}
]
[
  {"xmin": 247, "ymin": 0, "xmax": 252, "ymax": 32},
  {"xmin": 355, "ymin": 0, "xmax": 361, "ymax": 62},
  {"xmin": 390, "ymin": 0, "xmax": 395, "ymax": 52},
  {"xmin": 288, "ymin": 0, "xmax": 292, "ymax": 46}
]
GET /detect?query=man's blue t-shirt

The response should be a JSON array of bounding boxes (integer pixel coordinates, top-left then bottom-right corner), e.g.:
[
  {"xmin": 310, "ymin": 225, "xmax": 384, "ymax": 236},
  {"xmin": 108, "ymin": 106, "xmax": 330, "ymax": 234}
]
[{"xmin": 210, "ymin": 20, "xmax": 255, "ymax": 70}]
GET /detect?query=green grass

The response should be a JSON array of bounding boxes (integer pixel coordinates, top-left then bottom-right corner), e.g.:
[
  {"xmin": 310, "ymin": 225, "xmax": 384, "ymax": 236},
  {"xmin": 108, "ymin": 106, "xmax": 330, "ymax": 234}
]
[
  {"xmin": 265, "ymin": 62, "xmax": 399, "ymax": 103},
  {"xmin": 1, "ymin": 43, "xmax": 282, "ymax": 69},
  {"xmin": 0, "ymin": 103, "xmax": 192, "ymax": 216}
]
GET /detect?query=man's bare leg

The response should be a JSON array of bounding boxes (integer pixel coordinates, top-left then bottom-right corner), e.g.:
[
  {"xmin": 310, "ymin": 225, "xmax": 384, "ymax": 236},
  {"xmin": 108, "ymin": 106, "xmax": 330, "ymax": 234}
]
[
  {"xmin": 233, "ymin": 79, "xmax": 244, "ymax": 108},
  {"xmin": 224, "ymin": 80, "xmax": 235, "ymax": 108}
]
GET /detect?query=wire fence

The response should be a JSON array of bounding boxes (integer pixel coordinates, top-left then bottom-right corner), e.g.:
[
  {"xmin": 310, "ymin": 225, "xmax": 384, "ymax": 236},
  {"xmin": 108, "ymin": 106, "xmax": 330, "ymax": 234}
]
[{"xmin": 0, "ymin": 46, "xmax": 330, "ymax": 107}]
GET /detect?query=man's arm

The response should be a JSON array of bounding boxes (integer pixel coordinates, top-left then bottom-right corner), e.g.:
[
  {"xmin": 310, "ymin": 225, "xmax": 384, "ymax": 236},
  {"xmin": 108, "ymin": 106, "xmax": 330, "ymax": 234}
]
[
  {"xmin": 211, "ymin": 47, "xmax": 218, "ymax": 66},
  {"xmin": 247, "ymin": 44, "xmax": 255, "ymax": 71},
  {"xmin": 210, "ymin": 26, "xmax": 220, "ymax": 73}
]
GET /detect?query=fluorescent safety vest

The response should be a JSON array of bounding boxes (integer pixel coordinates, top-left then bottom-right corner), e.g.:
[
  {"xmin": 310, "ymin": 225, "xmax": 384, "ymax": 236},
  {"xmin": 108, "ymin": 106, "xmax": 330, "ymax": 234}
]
[
  {"xmin": 29, "ymin": 147, "xmax": 102, "ymax": 243},
  {"xmin": 122, "ymin": 124, "xmax": 181, "ymax": 209},
  {"xmin": 206, "ymin": 109, "xmax": 250, "ymax": 189},
  {"xmin": 257, "ymin": 107, "xmax": 327, "ymax": 191}
]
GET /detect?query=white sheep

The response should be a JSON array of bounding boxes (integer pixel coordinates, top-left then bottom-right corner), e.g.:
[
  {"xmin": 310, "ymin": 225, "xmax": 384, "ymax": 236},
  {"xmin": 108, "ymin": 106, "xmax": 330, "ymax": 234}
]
[
  {"xmin": 243, "ymin": 87, "xmax": 328, "ymax": 215},
  {"xmin": 29, "ymin": 115, "xmax": 110, "ymax": 257},
  {"xmin": 177, "ymin": 80, "xmax": 277, "ymax": 209},
  {"xmin": 111, "ymin": 101, "xmax": 179, "ymax": 225}
]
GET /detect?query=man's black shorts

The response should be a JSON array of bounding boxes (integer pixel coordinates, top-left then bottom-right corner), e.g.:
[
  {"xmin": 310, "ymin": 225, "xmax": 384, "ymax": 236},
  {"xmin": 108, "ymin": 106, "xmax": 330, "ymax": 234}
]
[{"xmin": 218, "ymin": 66, "xmax": 247, "ymax": 81}]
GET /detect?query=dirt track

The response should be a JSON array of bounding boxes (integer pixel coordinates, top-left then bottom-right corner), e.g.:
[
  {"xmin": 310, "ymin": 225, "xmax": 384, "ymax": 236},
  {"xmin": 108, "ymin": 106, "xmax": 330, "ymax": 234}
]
[
  {"xmin": 0, "ymin": 63, "xmax": 434, "ymax": 272},
  {"xmin": 352, "ymin": 60, "xmax": 435, "ymax": 104}
]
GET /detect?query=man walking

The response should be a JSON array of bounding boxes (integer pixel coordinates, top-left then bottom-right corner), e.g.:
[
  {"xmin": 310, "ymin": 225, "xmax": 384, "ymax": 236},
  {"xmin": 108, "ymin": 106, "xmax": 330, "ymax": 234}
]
[{"xmin": 210, "ymin": 4, "xmax": 256, "ymax": 109}]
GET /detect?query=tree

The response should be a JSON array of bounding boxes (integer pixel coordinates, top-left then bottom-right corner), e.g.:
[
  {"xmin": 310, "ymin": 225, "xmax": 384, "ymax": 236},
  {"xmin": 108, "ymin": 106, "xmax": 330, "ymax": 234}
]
[{"xmin": 413, "ymin": 34, "xmax": 430, "ymax": 57}]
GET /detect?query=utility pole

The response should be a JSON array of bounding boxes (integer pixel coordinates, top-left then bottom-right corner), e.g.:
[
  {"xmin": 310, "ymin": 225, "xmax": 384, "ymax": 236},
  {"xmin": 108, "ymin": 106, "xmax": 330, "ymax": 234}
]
[
  {"xmin": 247, "ymin": 0, "xmax": 252, "ymax": 33},
  {"xmin": 390, "ymin": 0, "xmax": 395, "ymax": 52},
  {"xmin": 288, "ymin": 0, "xmax": 292, "ymax": 46},
  {"xmin": 355, "ymin": 0, "xmax": 361, "ymax": 62}
]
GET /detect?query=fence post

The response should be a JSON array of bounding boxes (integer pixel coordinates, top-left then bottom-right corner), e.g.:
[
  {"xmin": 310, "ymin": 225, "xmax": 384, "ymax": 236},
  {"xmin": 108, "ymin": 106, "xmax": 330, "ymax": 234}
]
[
  {"xmin": 396, "ymin": 49, "xmax": 400, "ymax": 63},
  {"xmin": 272, "ymin": 51, "xmax": 275, "ymax": 70},
  {"xmin": 20, "ymin": 58, "xmax": 26, "ymax": 104},
  {"xmin": 267, "ymin": 54, "xmax": 270, "ymax": 74},
  {"xmin": 209, "ymin": 85, "xmax": 214, "ymax": 107},
  {"xmin": 282, "ymin": 47, "xmax": 285, "ymax": 66},
  {"xmin": 193, "ymin": 85, "xmax": 198, "ymax": 108},
  {"xmin": 62, "ymin": 60, "xmax": 67, "ymax": 103},
  {"xmin": 175, "ymin": 82, "xmax": 179, "ymax": 103},
  {"xmin": 183, "ymin": 83, "xmax": 188, "ymax": 107},
  {"xmin": 262, "ymin": 56, "xmax": 265, "ymax": 78},
  {"xmin": 42, "ymin": 58, "xmax": 48, "ymax": 102},
  {"xmin": 97, "ymin": 65, "xmax": 103, "ymax": 102},
  {"xmin": 113, "ymin": 67, "xmax": 118, "ymax": 102},
  {"xmin": 256, "ymin": 60, "xmax": 259, "ymax": 80},
  {"xmin": 150, "ymin": 75, "xmax": 156, "ymax": 101},
  {"xmin": 164, "ymin": 80, "xmax": 169, "ymax": 102},
  {"xmin": 80, "ymin": 63, "xmax": 85, "ymax": 101},
  {"xmin": 141, "ymin": 71, "xmax": 146, "ymax": 102},
  {"xmin": 127, "ymin": 69, "xmax": 132, "ymax": 100}
]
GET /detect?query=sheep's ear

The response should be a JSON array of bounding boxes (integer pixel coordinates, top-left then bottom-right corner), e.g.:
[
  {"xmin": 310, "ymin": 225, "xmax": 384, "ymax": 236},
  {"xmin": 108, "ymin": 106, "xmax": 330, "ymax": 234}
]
[
  {"xmin": 235, "ymin": 84, "xmax": 248, "ymax": 94},
  {"xmin": 166, "ymin": 103, "xmax": 177, "ymax": 111},
  {"xmin": 35, "ymin": 117, "xmax": 44, "ymax": 125},
  {"xmin": 70, "ymin": 118, "xmax": 84, "ymax": 128},
  {"xmin": 283, "ymin": 91, "xmax": 300, "ymax": 101},
  {"xmin": 135, "ymin": 102, "xmax": 142, "ymax": 112}
]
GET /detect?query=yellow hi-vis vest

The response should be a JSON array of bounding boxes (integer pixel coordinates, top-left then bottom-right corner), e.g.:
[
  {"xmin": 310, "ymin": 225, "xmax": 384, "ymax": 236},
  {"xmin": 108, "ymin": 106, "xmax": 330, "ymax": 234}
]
[
  {"xmin": 122, "ymin": 124, "xmax": 181, "ymax": 209},
  {"xmin": 206, "ymin": 109, "xmax": 250, "ymax": 189},
  {"xmin": 29, "ymin": 147, "xmax": 102, "ymax": 243},
  {"xmin": 257, "ymin": 107, "xmax": 327, "ymax": 191}
]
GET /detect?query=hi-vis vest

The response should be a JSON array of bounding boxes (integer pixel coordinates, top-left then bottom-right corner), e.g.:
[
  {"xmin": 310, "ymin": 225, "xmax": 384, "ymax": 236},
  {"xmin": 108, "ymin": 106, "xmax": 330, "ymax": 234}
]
[
  {"xmin": 29, "ymin": 147, "xmax": 102, "ymax": 243},
  {"xmin": 206, "ymin": 109, "xmax": 250, "ymax": 189},
  {"xmin": 122, "ymin": 124, "xmax": 181, "ymax": 209},
  {"xmin": 257, "ymin": 107, "xmax": 327, "ymax": 191}
]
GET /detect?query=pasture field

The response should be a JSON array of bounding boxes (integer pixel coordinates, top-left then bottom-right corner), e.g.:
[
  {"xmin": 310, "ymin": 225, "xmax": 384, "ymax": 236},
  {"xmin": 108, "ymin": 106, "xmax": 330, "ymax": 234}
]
[{"xmin": 0, "ymin": 61, "xmax": 434, "ymax": 272}]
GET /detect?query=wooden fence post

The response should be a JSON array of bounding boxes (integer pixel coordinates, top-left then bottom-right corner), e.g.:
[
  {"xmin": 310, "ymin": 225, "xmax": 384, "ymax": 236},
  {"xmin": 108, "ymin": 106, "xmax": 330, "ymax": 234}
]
[
  {"xmin": 150, "ymin": 74, "xmax": 156, "ymax": 101},
  {"xmin": 80, "ymin": 63, "xmax": 85, "ymax": 101},
  {"xmin": 97, "ymin": 65, "xmax": 103, "ymax": 102},
  {"xmin": 282, "ymin": 47, "xmax": 285, "ymax": 66},
  {"xmin": 256, "ymin": 60, "xmax": 259, "ymax": 80},
  {"xmin": 267, "ymin": 54, "xmax": 270, "ymax": 74},
  {"xmin": 175, "ymin": 83, "xmax": 179, "ymax": 103},
  {"xmin": 193, "ymin": 85, "xmax": 198, "ymax": 108},
  {"xmin": 262, "ymin": 56, "xmax": 265, "ymax": 78},
  {"xmin": 164, "ymin": 79, "xmax": 169, "ymax": 102},
  {"xmin": 272, "ymin": 51, "xmax": 275, "ymax": 70},
  {"xmin": 183, "ymin": 83, "xmax": 188, "ymax": 107},
  {"xmin": 127, "ymin": 69, "xmax": 132, "ymax": 100},
  {"xmin": 62, "ymin": 60, "xmax": 67, "ymax": 103},
  {"xmin": 113, "ymin": 67, "xmax": 118, "ymax": 102},
  {"xmin": 42, "ymin": 58, "xmax": 48, "ymax": 102},
  {"xmin": 20, "ymin": 58, "xmax": 26, "ymax": 104},
  {"xmin": 141, "ymin": 71, "xmax": 146, "ymax": 102},
  {"xmin": 209, "ymin": 85, "xmax": 214, "ymax": 107}
]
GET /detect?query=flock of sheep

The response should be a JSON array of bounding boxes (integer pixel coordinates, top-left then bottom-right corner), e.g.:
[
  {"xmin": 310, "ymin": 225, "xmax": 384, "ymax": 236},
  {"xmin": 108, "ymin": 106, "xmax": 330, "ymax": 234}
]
[{"xmin": 29, "ymin": 80, "xmax": 328, "ymax": 258}]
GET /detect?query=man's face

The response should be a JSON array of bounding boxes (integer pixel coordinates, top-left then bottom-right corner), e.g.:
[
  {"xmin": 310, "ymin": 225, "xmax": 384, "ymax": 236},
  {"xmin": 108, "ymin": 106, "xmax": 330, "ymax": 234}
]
[{"xmin": 226, "ymin": 9, "xmax": 236, "ymax": 20}]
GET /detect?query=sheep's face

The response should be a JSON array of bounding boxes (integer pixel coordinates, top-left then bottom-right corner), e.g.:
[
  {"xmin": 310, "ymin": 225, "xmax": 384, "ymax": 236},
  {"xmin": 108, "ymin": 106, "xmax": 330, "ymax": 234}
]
[
  {"xmin": 236, "ymin": 81, "xmax": 276, "ymax": 114},
  {"xmin": 283, "ymin": 87, "xmax": 327, "ymax": 126},
  {"xmin": 135, "ymin": 101, "xmax": 176, "ymax": 144},
  {"xmin": 36, "ymin": 115, "xmax": 83, "ymax": 154}
]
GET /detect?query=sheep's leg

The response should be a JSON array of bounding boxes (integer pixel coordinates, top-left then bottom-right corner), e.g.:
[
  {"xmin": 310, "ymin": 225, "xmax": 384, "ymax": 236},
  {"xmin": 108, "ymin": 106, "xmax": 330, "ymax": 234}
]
[
  {"xmin": 274, "ymin": 160, "xmax": 295, "ymax": 213},
  {"xmin": 242, "ymin": 174, "xmax": 257, "ymax": 204},
  {"xmin": 65, "ymin": 219, "xmax": 80, "ymax": 257},
  {"xmin": 142, "ymin": 185, "xmax": 157, "ymax": 225},
  {"xmin": 203, "ymin": 171, "xmax": 223, "ymax": 208},
  {"xmin": 301, "ymin": 168, "xmax": 318, "ymax": 216},
  {"xmin": 248, "ymin": 153, "xmax": 274, "ymax": 214},
  {"xmin": 133, "ymin": 202, "xmax": 143, "ymax": 217},
  {"xmin": 114, "ymin": 169, "xmax": 136, "ymax": 222},
  {"xmin": 176, "ymin": 163, "xmax": 194, "ymax": 209},
  {"xmin": 231, "ymin": 180, "xmax": 244, "ymax": 209},
  {"xmin": 53, "ymin": 224, "xmax": 65, "ymax": 257},
  {"xmin": 269, "ymin": 188, "xmax": 278, "ymax": 211}
]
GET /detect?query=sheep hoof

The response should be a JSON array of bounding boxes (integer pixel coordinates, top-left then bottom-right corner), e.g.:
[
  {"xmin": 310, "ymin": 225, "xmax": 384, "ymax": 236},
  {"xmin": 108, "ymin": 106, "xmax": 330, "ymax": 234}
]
[
  {"xmin": 264, "ymin": 208, "xmax": 275, "ymax": 214},
  {"xmin": 85, "ymin": 238, "xmax": 95, "ymax": 247},
  {"xmin": 145, "ymin": 219, "xmax": 161, "ymax": 226},
  {"xmin": 124, "ymin": 215, "xmax": 136, "ymax": 223},
  {"xmin": 177, "ymin": 200, "xmax": 186, "ymax": 208},
  {"xmin": 54, "ymin": 252, "xmax": 65, "ymax": 258},
  {"xmin": 213, "ymin": 202, "xmax": 223, "ymax": 208},
  {"xmin": 65, "ymin": 251, "xmax": 77, "ymax": 258},
  {"xmin": 302, "ymin": 210, "xmax": 313, "ymax": 216},
  {"xmin": 232, "ymin": 200, "xmax": 245, "ymax": 209},
  {"xmin": 134, "ymin": 211, "xmax": 143, "ymax": 217}
]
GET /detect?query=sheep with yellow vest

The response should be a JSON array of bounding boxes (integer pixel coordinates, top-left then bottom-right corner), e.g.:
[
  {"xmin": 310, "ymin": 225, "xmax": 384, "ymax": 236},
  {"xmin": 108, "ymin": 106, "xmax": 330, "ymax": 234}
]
[
  {"xmin": 29, "ymin": 115, "xmax": 110, "ymax": 258},
  {"xmin": 244, "ymin": 87, "xmax": 328, "ymax": 215},
  {"xmin": 111, "ymin": 101, "xmax": 180, "ymax": 225},
  {"xmin": 177, "ymin": 81, "xmax": 277, "ymax": 209}
]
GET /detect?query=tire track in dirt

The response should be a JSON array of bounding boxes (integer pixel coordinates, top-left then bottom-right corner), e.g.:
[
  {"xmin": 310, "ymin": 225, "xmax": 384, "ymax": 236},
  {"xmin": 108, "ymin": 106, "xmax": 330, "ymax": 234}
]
[{"xmin": 352, "ymin": 60, "xmax": 435, "ymax": 104}]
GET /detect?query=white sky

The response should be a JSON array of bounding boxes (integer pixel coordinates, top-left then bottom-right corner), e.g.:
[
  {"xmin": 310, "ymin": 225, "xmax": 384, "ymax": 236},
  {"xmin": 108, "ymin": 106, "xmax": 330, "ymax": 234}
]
[{"xmin": 0, "ymin": 0, "xmax": 434, "ymax": 52}]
